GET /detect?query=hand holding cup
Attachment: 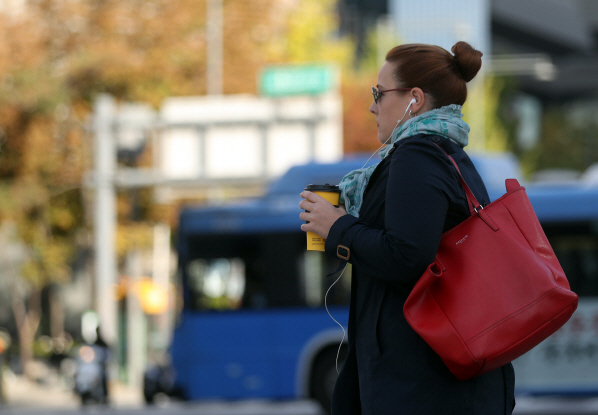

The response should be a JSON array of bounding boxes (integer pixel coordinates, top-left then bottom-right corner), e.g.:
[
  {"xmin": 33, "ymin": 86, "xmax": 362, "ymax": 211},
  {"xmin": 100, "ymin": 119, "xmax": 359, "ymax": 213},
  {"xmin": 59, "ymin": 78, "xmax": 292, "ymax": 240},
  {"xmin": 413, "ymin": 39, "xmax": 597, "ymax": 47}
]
[{"xmin": 300, "ymin": 184, "xmax": 346, "ymax": 250}]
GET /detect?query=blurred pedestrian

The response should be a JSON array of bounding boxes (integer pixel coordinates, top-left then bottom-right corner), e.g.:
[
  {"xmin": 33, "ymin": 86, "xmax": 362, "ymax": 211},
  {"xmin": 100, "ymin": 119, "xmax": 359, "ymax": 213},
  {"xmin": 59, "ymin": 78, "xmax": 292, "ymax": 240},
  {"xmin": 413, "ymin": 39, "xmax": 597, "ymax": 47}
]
[
  {"xmin": 74, "ymin": 326, "xmax": 111, "ymax": 405},
  {"xmin": 300, "ymin": 42, "xmax": 515, "ymax": 414},
  {"xmin": 93, "ymin": 326, "xmax": 110, "ymax": 403}
]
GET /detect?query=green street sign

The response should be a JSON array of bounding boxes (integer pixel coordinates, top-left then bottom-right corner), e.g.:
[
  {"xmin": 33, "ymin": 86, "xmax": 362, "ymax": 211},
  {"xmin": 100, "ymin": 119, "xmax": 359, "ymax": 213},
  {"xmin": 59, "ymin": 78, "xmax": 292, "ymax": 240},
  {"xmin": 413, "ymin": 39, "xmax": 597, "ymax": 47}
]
[{"xmin": 259, "ymin": 64, "xmax": 337, "ymax": 97}]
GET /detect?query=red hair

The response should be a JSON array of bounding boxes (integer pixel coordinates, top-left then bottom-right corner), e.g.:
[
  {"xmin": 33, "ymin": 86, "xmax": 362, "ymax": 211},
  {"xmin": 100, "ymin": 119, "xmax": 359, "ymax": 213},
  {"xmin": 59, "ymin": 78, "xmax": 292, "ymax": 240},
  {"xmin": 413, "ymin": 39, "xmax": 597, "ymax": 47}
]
[{"xmin": 385, "ymin": 41, "xmax": 483, "ymax": 108}]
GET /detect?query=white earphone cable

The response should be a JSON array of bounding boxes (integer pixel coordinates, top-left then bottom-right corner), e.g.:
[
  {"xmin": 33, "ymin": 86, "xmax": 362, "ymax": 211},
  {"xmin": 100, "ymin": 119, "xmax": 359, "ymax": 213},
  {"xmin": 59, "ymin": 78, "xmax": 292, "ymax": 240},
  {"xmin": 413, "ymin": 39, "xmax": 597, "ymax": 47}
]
[
  {"xmin": 324, "ymin": 263, "xmax": 348, "ymax": 374},
  {"xmin": 325, "ymin": 100, "xmax": 415, "ymax": 374}
]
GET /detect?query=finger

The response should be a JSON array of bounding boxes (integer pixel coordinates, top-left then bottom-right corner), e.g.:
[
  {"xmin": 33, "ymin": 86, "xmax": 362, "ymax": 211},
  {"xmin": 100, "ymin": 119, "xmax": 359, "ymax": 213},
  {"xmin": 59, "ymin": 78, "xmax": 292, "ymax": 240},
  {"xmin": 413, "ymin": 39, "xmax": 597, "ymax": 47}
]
[
  {"xmin": 300, "ymin": 191, "xmax": 325, "ymax": 203},
  {"xmin": 300, "ymin": 222, "xmax": 313, "ymax": 232},
  {"xmin": 299, "ymin": 199, "xmax": 315, "ymax": 211}
]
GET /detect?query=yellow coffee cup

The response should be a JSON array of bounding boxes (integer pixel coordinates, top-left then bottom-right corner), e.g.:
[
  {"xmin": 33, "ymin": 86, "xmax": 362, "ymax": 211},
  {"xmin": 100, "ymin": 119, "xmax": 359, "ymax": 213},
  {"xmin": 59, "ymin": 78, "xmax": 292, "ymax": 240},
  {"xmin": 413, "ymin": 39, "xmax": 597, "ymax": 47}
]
[{"xmin": 304, "ymin": 184, "xmax": 341, "ymax": 251}]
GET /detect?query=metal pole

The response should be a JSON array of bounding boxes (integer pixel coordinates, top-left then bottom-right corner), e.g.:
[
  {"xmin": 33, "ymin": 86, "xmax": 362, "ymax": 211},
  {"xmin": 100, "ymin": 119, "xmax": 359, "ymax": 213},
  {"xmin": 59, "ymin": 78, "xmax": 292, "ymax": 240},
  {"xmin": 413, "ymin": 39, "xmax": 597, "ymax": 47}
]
[
  {"xmin": 126, "ymin": 250, "xmax": 146, "ymax": 388},
  {"xmin": 207, "ymin": 0, "xmax": 223, "ymax": 95},
  {"xmin": 92, "ymin": 94, "xmax": 118, "ymax": 347},
  {"xmin": 152, "ymin": 224, "xmax": 172, "ymax": 350}
]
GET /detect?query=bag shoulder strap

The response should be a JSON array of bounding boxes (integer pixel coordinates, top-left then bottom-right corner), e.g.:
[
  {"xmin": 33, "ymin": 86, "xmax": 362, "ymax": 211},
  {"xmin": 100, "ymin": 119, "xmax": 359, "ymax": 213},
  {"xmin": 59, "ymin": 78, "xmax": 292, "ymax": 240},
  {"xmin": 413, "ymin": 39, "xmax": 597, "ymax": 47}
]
[{"xmin": 432, "ymin": 143, "xmax": 482, "ymax": 216}]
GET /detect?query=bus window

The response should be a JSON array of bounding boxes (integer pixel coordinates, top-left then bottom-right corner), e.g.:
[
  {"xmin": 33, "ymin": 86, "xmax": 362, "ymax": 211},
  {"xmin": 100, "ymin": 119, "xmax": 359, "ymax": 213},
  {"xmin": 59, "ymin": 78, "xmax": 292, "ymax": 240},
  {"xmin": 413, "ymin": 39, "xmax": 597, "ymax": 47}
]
[
  {"xmin": 182, "ymin": 232, "xmax": 351, "ymax": 311},
  {"xmin": 545, "ymin": 223, "xmax": 598, "ymax": 297},
  {"xmin": 300, "ymin": 251, "xmax": 351, "ymax": 307},
  {"xmin": 187, "ymin": 258, "xmax": 246, "ymax": 310}
]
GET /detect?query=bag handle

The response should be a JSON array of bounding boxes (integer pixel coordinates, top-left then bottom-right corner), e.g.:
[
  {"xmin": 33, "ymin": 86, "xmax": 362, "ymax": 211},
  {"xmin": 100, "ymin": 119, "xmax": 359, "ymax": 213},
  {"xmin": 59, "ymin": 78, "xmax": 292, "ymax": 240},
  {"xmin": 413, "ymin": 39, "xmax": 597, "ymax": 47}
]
[
  {"xmin": 434, "ymin": 143, "xmax": 498, "ymax": 232},
  {"xmin": 432, "ymin": 143, "xmax": 481, "ymax": 215},
  {"xmin": 432, "ymin": 143, "xmax": 499, "ymax": 231}
]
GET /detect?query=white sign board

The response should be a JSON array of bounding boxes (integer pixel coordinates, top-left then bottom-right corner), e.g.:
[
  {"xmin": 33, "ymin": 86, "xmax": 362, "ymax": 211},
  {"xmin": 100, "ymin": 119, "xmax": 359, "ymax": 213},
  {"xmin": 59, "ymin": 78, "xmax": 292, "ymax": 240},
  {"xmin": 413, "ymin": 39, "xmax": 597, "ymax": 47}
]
[{"xmin": 158, "ymin": 93, "xmax": 342, "ymax": 181}]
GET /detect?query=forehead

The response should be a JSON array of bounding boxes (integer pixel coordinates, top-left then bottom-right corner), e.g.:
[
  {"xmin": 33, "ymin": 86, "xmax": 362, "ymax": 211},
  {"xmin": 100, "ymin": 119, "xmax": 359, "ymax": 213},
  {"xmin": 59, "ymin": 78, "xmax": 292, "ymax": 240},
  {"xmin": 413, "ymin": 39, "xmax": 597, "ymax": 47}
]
[{"xmin": 377, "ymin": 61, "xmax": 397, "ymax": 87}]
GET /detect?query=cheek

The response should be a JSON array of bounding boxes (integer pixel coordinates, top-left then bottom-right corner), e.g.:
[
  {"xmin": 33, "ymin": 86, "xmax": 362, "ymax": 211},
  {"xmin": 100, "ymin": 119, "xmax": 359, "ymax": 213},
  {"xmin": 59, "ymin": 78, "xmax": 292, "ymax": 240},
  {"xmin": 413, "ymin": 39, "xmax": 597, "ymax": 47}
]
[{"xmin": 383, "ymin": 114, "xmax": 397, "ymax": 128}]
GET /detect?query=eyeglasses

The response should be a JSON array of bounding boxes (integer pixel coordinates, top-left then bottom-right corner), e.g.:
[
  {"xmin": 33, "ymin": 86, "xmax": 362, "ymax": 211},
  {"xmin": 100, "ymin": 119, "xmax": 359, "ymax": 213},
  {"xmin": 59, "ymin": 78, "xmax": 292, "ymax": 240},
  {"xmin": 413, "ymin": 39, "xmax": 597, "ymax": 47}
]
[{"xmin": 371, "ymin": 86, "xmax": 431, "ymax": 104}]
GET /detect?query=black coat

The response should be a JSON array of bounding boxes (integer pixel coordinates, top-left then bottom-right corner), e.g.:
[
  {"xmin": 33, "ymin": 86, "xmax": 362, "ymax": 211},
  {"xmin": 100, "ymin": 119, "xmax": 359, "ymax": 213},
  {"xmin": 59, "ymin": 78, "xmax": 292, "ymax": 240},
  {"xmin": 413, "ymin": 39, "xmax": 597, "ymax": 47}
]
[{"xmin": 325, "ymin": 134, "xmax": 516, "ymax": 415}]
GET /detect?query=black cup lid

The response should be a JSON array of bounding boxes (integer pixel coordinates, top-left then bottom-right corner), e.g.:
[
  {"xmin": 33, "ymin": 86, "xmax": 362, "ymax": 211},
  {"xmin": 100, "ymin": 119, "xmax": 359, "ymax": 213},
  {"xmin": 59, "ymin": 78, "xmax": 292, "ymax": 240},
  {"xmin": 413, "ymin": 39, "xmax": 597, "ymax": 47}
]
[{"xmin": 305, "ymin": 184, "xmax": 340, "ymax": 192}]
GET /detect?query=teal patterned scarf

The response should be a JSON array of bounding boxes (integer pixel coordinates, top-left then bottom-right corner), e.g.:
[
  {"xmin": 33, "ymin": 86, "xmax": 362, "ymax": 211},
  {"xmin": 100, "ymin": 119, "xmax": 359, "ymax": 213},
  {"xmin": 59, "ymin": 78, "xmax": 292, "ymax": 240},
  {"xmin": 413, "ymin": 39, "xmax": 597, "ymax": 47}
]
[{"xmin": 339, "ymin": 104, "xmax": 470, "ymax": 217}]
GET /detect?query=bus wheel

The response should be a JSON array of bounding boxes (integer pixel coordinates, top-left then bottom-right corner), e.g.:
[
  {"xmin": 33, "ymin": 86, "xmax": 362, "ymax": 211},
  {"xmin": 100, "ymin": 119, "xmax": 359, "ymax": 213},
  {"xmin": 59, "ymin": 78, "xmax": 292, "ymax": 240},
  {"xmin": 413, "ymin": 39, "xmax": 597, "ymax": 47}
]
[{"xmin": 309, "ymin": 345, "xmax": 347, "ymax": 414}]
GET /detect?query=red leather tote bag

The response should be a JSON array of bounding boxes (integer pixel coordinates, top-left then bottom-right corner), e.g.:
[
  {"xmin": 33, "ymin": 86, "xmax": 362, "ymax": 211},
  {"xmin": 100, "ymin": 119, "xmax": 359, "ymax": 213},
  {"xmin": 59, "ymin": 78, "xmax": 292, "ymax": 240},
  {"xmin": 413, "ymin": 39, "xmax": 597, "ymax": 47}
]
[{"xmin": 403, "ymin": 149, "xmax": 578, "ymax": 381}]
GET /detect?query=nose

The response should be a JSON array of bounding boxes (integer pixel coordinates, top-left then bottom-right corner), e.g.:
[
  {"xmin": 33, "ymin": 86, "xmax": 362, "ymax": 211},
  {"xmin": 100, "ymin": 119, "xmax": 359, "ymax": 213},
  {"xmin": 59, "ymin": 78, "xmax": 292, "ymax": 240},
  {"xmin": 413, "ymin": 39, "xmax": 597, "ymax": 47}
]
[{"xmin": 369, "ymin": 101, "xmax": 377, "ymax": 114}]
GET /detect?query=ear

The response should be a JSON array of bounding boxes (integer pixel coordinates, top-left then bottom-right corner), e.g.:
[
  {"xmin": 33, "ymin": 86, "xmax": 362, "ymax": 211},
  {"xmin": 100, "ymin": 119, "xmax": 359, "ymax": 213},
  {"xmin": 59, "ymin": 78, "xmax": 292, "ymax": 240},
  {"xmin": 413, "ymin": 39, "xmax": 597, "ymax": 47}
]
[{"xmin": 409, "ymin": 87, "xmax": 430, "ymax": 114}]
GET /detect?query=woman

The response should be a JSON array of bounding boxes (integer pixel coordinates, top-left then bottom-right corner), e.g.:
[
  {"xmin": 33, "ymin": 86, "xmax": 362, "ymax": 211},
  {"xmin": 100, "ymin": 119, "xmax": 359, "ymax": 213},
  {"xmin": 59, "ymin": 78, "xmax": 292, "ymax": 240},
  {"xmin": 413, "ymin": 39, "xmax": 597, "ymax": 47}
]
[{"xmin": 299, "ymin": 42, "xmax": 516, "ymax": 414}]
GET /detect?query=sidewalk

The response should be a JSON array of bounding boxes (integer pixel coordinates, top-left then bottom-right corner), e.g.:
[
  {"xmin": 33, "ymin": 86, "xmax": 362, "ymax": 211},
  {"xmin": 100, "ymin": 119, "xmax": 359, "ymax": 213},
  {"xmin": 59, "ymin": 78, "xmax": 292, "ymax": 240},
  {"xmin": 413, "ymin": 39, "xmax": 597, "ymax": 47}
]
[
  {"xmin": 2, "ymin": 370, "xmax": 143, "ymax": 409},
  {"xmin": 1, "ymin": 373, "xmax": 326, "ymax": 415}
]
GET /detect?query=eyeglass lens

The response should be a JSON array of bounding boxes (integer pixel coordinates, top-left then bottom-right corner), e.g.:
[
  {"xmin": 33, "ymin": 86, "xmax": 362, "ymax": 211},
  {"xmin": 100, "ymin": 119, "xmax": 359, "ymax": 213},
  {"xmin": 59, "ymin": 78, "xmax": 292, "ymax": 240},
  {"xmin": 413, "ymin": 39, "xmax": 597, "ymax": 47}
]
[{"xmin": 371, "ymin": 87, "xmax": 379, "ymax": 103}]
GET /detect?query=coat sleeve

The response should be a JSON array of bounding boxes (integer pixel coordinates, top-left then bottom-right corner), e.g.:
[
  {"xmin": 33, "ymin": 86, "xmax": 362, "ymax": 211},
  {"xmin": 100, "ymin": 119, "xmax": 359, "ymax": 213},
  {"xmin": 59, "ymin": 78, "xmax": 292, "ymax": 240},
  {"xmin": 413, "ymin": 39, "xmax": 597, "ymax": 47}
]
[{"xmin": 325, "ymin": 139, "xmax": 459, "ymax": 290}]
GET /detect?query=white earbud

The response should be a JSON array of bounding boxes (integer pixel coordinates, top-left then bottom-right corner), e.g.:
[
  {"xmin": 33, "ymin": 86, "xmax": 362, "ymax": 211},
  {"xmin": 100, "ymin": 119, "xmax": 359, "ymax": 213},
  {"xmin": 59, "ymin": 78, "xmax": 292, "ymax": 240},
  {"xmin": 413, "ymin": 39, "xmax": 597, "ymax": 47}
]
[{"xmin": 398, "ymin": 99, "xmax": 417, "ymax": 122}]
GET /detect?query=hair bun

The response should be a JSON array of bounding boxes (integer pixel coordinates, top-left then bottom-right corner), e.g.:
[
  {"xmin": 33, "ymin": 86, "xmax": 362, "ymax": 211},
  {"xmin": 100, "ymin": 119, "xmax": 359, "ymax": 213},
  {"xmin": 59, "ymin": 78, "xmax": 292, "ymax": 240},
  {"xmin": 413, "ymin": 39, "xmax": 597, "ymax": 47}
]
[{"xmin": 451, "ymin": 41, "xmax": 483, "ymax": 82}]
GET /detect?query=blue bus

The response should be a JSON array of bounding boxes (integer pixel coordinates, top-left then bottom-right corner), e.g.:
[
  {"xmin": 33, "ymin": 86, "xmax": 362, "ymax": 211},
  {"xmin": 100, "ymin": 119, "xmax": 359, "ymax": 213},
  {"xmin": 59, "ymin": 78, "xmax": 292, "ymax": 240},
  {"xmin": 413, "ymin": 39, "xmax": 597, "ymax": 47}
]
[{"xmin": 144, "ymin": 154, "xmax": 598, "ymax": 411}]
